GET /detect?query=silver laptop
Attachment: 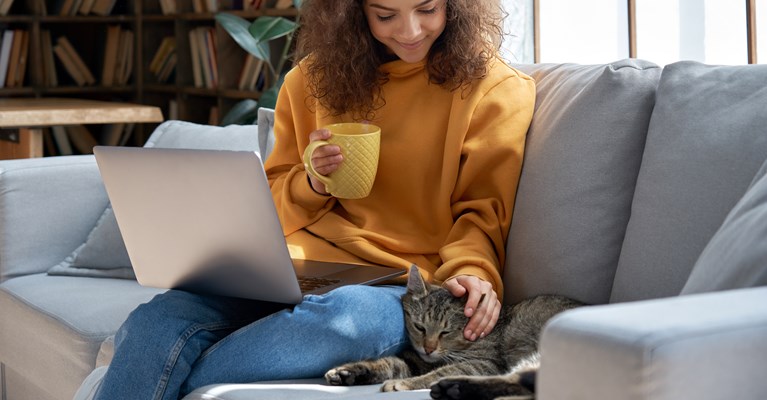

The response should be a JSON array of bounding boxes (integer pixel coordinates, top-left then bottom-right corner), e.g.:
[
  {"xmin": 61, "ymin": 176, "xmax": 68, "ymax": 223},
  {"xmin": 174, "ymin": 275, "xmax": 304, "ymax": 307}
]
[{"xmin": 93, "ymin": 146, "xmax": 404, "ymax": 304}]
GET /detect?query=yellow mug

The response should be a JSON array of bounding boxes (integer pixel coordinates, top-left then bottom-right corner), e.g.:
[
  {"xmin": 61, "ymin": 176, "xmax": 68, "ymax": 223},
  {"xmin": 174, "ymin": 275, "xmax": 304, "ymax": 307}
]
[{"xmin": 302, "ymin": 123, "xmax": 381, "ymax": 199}]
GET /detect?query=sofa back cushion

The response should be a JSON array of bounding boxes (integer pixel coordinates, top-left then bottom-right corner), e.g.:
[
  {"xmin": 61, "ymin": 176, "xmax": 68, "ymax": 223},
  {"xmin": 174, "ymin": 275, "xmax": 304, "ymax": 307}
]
[
  {"xmin": 611, "ymin": 62, "xmax": 767, "ymax": 302},
  {"xmin": 506, "ymin": 60, "xmax": 661, "ymax": 305}
]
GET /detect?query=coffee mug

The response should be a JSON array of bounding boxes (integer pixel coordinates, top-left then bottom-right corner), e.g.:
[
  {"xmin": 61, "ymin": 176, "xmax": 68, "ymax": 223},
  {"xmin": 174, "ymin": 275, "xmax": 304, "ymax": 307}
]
[{"xmin": 302, "ymin": 123, "xmax": 381, "ymax": 199}]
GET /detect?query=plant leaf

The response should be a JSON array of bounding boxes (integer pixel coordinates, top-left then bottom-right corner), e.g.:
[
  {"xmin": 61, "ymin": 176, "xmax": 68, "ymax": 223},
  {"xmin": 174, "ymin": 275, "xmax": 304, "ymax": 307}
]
[
  {"xmin": 216, "ymin": 13, "xmax": 270, "ymax": 60},
  {"xmin": 221, "ymin": 99, "xmax": 259, "ymax": 126},
  {"xmin": 248, "ymin": 16, "xmax": 297, "ymax": 43},
  {"xmin": 293, "ymin": 0, "xmax": 302, "ymax": 8}
]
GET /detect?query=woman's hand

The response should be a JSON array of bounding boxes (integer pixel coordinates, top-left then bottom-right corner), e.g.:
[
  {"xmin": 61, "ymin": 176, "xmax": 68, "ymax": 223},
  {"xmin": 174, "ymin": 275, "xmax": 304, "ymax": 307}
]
[
  {"xmin": 442, "ymin": 275, "xmax": 501, "ymax": 341},
  {"xmin": 306, "ymin": 129, "xmax": 343, "ymax": 195}
]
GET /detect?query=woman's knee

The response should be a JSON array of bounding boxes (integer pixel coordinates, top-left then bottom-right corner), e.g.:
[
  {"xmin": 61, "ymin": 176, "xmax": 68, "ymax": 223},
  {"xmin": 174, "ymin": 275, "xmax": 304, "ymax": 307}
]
[{"xmin": 297, "ymin": 285, "xmax": 407, "ymax": 342}]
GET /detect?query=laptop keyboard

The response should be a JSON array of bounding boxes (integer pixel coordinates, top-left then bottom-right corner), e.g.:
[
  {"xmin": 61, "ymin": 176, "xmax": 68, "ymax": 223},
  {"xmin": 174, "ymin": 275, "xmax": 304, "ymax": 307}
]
[{"xmin": 297, "ymin": 275, "xmax": 341, "ymax": 292}]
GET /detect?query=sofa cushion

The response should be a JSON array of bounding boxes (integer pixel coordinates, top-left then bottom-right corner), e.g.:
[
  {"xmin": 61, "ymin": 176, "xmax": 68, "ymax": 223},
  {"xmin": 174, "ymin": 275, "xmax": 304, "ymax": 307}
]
[
  {"xmin": 611, "ymin": 62, "xmax": 767, "ymax": 302},
  {"xmin": 681, "ymin": 158, "xmax": 767, "ymax": 295},
  {"xmin": 0, "ymin": 274, "xmax": 164, "ymax": 400},
  {"xmin": 47, "ymin": 120, "xmax": 265, "ymax": 280},
  {"xmin": 506, "ymin": 59, "xmax": 661, "ymax": 305}
]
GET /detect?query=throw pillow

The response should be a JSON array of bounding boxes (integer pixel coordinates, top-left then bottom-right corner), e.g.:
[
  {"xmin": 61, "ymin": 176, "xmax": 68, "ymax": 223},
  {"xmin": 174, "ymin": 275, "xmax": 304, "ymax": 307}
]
[
  {"xmin": 47, "ymin": 118, "xmax": 270, "ymax": 279},
  {"xmin": 680, "ymin": 158, "xmax": 767, "ymax": 294},
  {"xmin": 505, "ymin": 59, "xmax": 661, "ymax": 305},
  {"xmin": 47, "ymin": 207, "xmax": 135, "ymax": 279}
]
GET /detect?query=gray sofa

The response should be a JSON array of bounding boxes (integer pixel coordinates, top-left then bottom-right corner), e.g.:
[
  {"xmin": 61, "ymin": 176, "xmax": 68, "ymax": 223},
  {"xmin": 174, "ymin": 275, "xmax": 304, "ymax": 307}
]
[{"xmin": 2, "ymin": 59, "xmax": 766, "ymax": 400}]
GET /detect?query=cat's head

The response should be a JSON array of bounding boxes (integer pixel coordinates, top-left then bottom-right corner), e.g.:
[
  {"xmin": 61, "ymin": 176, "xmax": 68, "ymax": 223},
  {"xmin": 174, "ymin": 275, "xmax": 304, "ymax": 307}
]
[{"xmin": 402, "ymin": 265, "xmax": 472, "ymax": 363}]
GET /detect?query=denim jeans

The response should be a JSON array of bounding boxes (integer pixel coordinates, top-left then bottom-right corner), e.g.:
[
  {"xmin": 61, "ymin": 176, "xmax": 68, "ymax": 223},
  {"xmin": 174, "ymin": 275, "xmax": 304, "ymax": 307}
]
[{"xmin": 93, "ymin": 284, "xmax": 409, "ymax": 400}]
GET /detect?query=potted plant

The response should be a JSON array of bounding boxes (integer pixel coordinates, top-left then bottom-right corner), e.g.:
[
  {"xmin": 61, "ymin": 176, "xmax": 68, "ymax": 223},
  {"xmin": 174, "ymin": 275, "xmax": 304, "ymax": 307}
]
[{"xmin": 215, "ymin": 0, "xmax": 301, "ymax": 125}]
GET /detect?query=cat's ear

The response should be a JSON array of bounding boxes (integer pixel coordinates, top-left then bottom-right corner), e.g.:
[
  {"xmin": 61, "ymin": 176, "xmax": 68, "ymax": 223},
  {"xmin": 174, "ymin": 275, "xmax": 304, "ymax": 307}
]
[{"xmin": 406, "ymin": 265, "xmax": 429, "ymax": 297}]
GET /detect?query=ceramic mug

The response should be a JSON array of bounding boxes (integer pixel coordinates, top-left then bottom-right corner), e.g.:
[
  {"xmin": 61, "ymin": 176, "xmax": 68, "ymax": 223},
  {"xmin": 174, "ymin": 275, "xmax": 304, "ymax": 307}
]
[{"xmin": 302, "ymin": 123, "xmax": 381, "ymax": 199}]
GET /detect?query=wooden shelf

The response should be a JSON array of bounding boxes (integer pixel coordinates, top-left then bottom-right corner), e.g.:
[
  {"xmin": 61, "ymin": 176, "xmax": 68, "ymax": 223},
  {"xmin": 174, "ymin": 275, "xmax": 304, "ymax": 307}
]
[{"xmin": 0, "ymin": 0, "xmax": 298, "ymax": 148}]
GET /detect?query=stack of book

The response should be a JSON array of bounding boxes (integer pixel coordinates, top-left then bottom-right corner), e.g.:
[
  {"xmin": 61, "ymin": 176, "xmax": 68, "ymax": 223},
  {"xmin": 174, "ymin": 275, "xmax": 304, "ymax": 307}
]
[
  {"xmin": 149, "ymin": 37, "xmax": 176, "ymax": 83},
  {"xmin": 188, "ymin": 26, "xmax": 218, "ymax": 89},
  {"xmin": 191, "ymin": 0, "xmax": 219, "ymax": 13},
  {"xmin": 0, "ymin": 29, "xmax": 29, "ymax": 88}
]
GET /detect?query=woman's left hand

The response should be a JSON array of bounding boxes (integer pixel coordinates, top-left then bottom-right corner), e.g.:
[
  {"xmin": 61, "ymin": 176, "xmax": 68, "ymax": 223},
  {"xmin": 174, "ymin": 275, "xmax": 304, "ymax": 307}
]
[{"xmin": 442, "ymin": 275, "xmax": 501, "ymax": 341}]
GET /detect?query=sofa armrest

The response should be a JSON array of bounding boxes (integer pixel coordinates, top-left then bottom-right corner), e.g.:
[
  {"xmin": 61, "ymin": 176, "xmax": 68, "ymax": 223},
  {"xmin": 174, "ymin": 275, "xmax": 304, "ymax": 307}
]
[
  {"xmin": 537, "ymin": 287, "xmax": 767, "ymax": 400},
  {"xmin": 0, "ymin": 155, "xmax": 109, "ymax": 282}
]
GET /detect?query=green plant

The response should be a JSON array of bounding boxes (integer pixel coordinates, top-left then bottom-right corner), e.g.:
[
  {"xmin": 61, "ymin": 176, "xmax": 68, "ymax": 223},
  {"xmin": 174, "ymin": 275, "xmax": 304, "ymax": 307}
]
[{"xmin": 216, "ymin": 1, "xmax": 301, "ymax": 125}]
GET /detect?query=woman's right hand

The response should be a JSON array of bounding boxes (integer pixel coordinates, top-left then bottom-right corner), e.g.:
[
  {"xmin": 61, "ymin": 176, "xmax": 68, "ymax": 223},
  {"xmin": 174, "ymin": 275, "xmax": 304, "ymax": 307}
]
[{"xmin": 306, "ymin": 128, "xmax": 343, "ymax": 195}]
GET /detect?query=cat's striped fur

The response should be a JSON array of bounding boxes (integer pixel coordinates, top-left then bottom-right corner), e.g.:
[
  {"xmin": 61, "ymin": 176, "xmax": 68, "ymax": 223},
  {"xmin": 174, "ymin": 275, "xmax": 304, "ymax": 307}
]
[{"xmin": 325, "ymin": 265, "xmax": 583, "ymax": 399}]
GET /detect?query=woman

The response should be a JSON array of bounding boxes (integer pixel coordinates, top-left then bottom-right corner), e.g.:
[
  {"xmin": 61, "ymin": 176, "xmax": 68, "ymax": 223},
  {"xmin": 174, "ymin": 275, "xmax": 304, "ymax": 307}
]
[{"xmin": 88, "ymin": 0, "xmax": 534, "ymax": 398}]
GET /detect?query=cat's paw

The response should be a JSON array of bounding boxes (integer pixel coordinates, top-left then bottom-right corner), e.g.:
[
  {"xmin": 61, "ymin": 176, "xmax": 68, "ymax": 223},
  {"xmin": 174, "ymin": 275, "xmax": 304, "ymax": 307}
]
[
  {"xmin": 430, "ymin": 376, "xmax": 533, "ymax": 400},
  {"xmin": 325, "ymin": 364, "xmax": 375, "ymax": 386},
  {"xmin": 381, "ymin": 378, "xmax": 420, "ymax": 392}
]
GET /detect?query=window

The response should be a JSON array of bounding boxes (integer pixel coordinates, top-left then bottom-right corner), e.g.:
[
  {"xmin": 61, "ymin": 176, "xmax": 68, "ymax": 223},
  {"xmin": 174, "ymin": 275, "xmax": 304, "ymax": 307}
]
[
  {"xmin": 636, "ymin": 0, "xmax": 747, "ymax": 65},
  {"xmin": 507, "ymin": 0, "xmax": 763, "ymax": 65},
  {"xmin": 537, "ymin": 0, "xmax": 629, "ymax": 63}
]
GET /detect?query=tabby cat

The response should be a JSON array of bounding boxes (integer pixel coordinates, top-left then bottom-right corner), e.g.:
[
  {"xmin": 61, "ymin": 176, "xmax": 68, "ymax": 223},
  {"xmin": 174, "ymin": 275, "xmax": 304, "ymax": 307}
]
[{"xmin": 324, "ymin": 265, "xmax": 583, "ymax": 400}]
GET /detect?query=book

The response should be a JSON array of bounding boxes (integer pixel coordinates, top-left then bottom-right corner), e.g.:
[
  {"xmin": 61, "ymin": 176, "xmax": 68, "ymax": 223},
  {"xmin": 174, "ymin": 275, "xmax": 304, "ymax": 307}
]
[
  {"xmin": 157, "ymin": 53, "xmax": 176, "ymax": 83},
  {"xmin": 65, "ymin": 124, "xmax": 98, "ymax": 154},
  {"xmin": 57, "ymin": 36, "xmax": 96, "ymax": 85},
  {"xmin": 242, "ymin": 0, "xmax": 263, "ymax": 10},
  {"xmin": 0, "ymin": 0, "xmax": 15, "ymax": 16},
  {"xmin": 188, "ymin": 28, "xmax": 203, "ymax": 87},
  {"xmin": 159, "ymin": 0, "xmax": 177, "ymax": 15},
  {"xmin": 5, "ymin": 29, "xmax": 22, "ymax": 87},
  {"xmin": 0, "ymin": 30, "xmax": 14, "ymax": 88},
  {"xmin": 192, "ymin": 0, "xmax": 205, "ymax": 13},
  {"xmin": 274, "ymin": 0, "xmax": 292, "ymax": 9},
  {"xmin": 41, "ymin": 30, "xmax": 58, "ymax": 86},
  {"xmin": 78, "ymin": 0, "xmax": 96, "ymax": 14},
  {"xmin": 51, "ymin": 126, "xmax": 73, "ymax": 155},
  {"xmin": 12, "ymin": 29, "xmax": 28, "ymax": 87},
  {"xmin": 101, "ymin": 123, "xmax": 125, "ymax": 146},
  {"xmin": 117, "ymin": 123, "xmax": 135, "ymax": 146},
  {"xmin": 204, "ymin": 0, "xmax": 218, "ymax": 12},
  {"xmin": 101, "ymin": 25, "xmax": 121, "ymax": 86},
  {"xmin": 117, "ymin": 29, "xmax": 134, "ymax": 85},
  {"xmin": 43, "ymin": 129, "xmax": 57, "ymax": 157},
  {"xmin": 53, "ymin": 43, "xmax": 87, "ymax": 86},
  {"xmin": 205, "ymin": 27, "xmax": 218, "ymax": 88},
  {"xmin": 237, "ymin": 53, "xmax": 255, "ymax": 90},
  {"xmin": 90, "ymin": 0, "xmax": 116, "ymax": 16},
  {"xmin": 168, "ymin": 99, "xmax": 178, "ymax": 120},
  {"xmin": 149, "ymin": 36, "xmax": 175, "ymax": 76},
  {"xmin": 238, "ymin": 53, "xmax": 264, "ymax": 90}
]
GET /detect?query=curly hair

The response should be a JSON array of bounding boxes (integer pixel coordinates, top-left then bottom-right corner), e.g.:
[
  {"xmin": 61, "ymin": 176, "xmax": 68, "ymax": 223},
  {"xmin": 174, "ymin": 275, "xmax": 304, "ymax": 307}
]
[{"xmin": 294, "ymin": 0, "xmax": 505, "ymax": 119}]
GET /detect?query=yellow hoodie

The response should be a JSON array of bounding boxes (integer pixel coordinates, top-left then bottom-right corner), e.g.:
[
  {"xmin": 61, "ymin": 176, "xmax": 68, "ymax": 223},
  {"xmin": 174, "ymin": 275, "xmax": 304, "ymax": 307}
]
[{"xmin": 265, "ymin": 57, "xmax": 535, "ymax": 300}]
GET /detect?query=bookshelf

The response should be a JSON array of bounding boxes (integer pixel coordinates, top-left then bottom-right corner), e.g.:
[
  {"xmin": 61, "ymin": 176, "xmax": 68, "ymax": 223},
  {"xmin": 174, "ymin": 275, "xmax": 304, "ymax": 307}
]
[{"xmin": 0, "ymin": 0, "xmax": 298, "ymax": 156}]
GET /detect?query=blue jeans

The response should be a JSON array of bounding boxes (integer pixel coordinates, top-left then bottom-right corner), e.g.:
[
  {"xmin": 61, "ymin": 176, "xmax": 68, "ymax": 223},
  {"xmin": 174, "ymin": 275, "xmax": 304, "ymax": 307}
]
[{"xmin": 93, "ymin": 284, "xmax": 409, "ymax": 400}]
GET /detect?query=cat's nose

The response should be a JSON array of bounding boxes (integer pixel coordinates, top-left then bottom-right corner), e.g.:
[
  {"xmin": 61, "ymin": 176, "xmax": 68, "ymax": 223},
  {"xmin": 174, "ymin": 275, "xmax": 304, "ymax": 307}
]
[{"xmin": 423, "ymin": 344, "xmax": 436, "ymax": 354}]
